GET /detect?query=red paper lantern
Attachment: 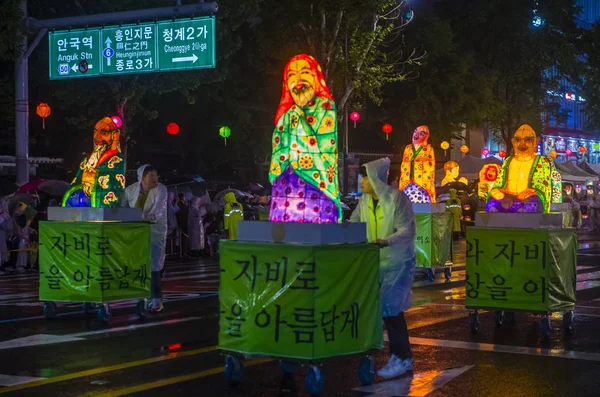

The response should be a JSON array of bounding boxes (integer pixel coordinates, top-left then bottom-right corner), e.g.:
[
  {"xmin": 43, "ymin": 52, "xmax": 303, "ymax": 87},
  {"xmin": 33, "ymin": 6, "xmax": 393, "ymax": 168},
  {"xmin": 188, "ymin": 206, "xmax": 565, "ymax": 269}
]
[
  {"xmin": 498, "ymin": 150, "xmax": 506, "ymax": 159},
  {"xmin": 36, "ymin": 102, "xmax": 51, "ymax": 129},
  {"xmin": 382, "ymin": 124, "xmax": 392, "ymax": 140},
  {"xmin": 167, "ymin": 122, "xmax": 180, "ymax": 135},
  {"xmin": 350, "ymin": 111, "xmax": 360, "ymax": 128},
  {"xmin": 579, "ymin": 146, "xmax": 587, "ymax": 153}
]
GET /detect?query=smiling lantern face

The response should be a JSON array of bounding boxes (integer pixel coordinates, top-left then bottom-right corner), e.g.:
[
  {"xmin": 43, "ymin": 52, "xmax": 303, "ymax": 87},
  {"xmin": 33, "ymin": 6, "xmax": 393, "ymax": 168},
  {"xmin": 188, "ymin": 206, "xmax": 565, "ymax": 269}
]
[
  {"xmin": 412, "ymin": 125, "xmax": 430, "ymax": 146},
  {"xmin": 511, "ymin": 124, "xmax": 538, "ymax": 158},
  {"xmin": 287, "ymin": 59, "xmax": 316, "ymax": 108}
]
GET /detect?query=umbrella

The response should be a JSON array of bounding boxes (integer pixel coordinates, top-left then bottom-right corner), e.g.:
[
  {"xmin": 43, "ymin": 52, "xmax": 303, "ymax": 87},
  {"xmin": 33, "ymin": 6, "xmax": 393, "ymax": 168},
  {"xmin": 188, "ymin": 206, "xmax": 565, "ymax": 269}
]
[
  {"xmin": 214, "ymin": 188, "xmax": 253, "ymax": 202},
  {"xmin": 248, "ymin": 182, "xmax": 264, "ymax": 192},
  {"xmin": 17, "ymin": 179, "xmax": 45, "ymax": 193},
  {"xmin": 38, "ymin": 180, "xmax": 71, "ymax": 197}
]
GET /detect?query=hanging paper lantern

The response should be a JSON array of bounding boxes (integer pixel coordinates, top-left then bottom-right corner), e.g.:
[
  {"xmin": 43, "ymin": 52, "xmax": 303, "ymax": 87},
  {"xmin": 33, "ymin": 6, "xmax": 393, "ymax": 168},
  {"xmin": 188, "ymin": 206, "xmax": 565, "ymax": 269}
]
[
  {"xmin": 498, "ymin": 150, "xmax": 507, "ymax": 159},
  {"xmin": 549, "ymin": 150, "xmax": 558, "ymax": 159},
  {"xmin": 350, "ymin": 112, "xmax": 360, "ymax": 128},
  {"xmin": 440, "ymin": 141, "xmax": 450, "ymax": 156},
  {"xmin": 579, "ymin": 146, "xmax": 587, "ymax": 153},
  {"xmin": 36, "ymin": 102, "xmax": 51, "ymax": 129},
  {"xmin": 219, "ymin": 126, "xmax": 231, "ymax": 146},
  {"xmin": 460, "ymin": 145, "xmax": 469, "ymax": 154},
  {"xmin": 111, "ymin": 115, "xmax": 123, "ymax": 128},
  {"xmin": 565, "ymin": 148, "xmax": 573, "ymax": 156},
  {"xmin": 481, "ymin": 148, "xmax": 490, "ymax": 157},
  {"xmin": 382, "ymin": 124, "xmax": 392, "ymax": 141},
  {"xmin": 167, "ymin": 122, "xmax": 180, "ymax": 135}
]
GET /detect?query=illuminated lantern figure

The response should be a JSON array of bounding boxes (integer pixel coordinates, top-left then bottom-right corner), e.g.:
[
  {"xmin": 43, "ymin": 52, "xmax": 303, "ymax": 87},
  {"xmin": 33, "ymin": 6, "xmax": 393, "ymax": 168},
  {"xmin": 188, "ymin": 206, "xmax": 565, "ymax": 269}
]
[
  {"xmin": 382, "ymin": 123, "xmax": 392, "ymax": 140},
  {"xmin": 440, "ymin": 141, "xmax": 450, "ymax": 156},
  {"xmin": 478, "ymin": 164, "xmax": 501, "ymax": 200},
  {"xmin": 219, "ymin": 126, "xmax": 231, "ymax": 146},
  {"xmin": 167, "ymin": 122, "xmax": 179, "ymax": 135},
  {"xmin": 399, "ymin": 125, "xmax": 436, "ymax": 203},
  {"xmin": 442, "ymin": 161, "xmax": 460, "ymax": 186},
  {"xmin": 269, "ymin": 54, "xmax": 341, "ymax": 223},
  {"xmin": 36, "ymin": 102, "xmax": 51, "ymax": 129},
  {"xmin": 64, "ymin": 117, "xmax": 126, "ymax": 208},
  {"xmin": 486, "ymin": 124, "xmax": 562, "ymax": 213},
  {"xmin": 350, "ymin": 112, "xmax": 360, "ymax": 128}
]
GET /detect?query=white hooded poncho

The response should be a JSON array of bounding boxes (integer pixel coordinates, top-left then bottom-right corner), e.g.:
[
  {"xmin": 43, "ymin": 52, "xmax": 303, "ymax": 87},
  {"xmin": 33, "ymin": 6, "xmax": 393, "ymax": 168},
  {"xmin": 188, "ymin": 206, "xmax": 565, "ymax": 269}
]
[
  {"xmin": 350, "ymin": 158, "xmax": 416, "ymax": 316},
  {"xmin": 124, "ymin": 165, "xmax": 168, "ymax": 272}
]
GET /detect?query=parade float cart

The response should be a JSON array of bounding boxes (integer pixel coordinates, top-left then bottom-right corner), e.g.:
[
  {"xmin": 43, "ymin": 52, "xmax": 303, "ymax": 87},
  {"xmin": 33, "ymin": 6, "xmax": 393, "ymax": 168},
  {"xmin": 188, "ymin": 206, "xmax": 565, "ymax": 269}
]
[
  {"xmin": 218, "ymin": 221, "xmax": 383, "ymax": 395},
  {"xmin": 39, "ymin": 207, "xmax": 151, "ymax": 323},
  {"xmin": 413, "ymin": 203, "xmax": 453, "ymax": 282},
  {"xmin": 465, "ymin": 213, "xmax": 577, "ymax": 338}
]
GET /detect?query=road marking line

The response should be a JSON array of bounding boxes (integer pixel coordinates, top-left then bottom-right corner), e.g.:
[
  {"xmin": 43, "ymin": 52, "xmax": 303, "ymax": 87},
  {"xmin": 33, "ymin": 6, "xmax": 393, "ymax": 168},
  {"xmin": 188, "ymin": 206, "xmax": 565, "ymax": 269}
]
[
  {"xmin": 410, "ymin": 337, "xmax": 600, "ymax": 361},
  {"xmin": 0, "ymin": 334, "xmax": 84, "ymax": 350},
  {"xmin": 79, "ymin": 359, "xmax": 271, "ymax": 397},
  {"xmin": 0, "ymin": 346, "xmax": 218, "ymax": 394}
]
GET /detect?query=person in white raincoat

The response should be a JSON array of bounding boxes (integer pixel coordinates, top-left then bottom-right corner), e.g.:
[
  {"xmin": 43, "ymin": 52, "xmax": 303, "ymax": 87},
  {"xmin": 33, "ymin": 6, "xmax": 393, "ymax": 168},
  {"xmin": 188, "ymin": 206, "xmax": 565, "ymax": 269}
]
[
  {"xmin": 125, "ymin": 165, "xmax": 168, "ymax": 312},
  {"xmin": 350, "ymin": 157, "xmax": 416, "ymax": 379},
  {"xmin": 188, "ymin": 196, "xmax": 206, "ymax": 254}
]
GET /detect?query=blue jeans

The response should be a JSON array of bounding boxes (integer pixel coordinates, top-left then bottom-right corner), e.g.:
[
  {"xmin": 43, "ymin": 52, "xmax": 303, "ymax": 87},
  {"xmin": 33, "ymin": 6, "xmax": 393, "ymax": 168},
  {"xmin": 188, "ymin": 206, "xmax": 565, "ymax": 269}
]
[
  {"xmin": 383, "ymin": 312, "xmax": 412, "ymax": 359},
  {"xmin": 151, "ymin": 271, "xmax": 162, "ymax": 299}
]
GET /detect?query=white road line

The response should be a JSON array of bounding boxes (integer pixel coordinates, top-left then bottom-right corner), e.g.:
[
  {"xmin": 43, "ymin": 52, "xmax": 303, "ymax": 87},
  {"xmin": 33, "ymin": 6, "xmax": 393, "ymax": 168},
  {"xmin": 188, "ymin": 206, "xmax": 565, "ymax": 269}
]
[
  {"xmin": 410, "ymin": 337, "xmax": 600, "ymax": 362},
  {"xmin": 0, "ymin": 374, "xmax": 46, "ymax": 386}
]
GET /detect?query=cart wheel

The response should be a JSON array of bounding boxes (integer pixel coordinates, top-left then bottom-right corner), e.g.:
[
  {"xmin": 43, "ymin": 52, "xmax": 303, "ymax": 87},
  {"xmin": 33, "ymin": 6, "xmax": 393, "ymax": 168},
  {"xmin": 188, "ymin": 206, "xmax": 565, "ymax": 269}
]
[
  {"xmin": 305, "ymin": 365, "xmax": 324, "ymax": 396},
  {"xmin": 469, "ymin": 311, "xmax": 480, "ymax": 333},
  {"xmin": 444, "ymin": 267, "xmax": 452, "ymax": 282},
  {"xmin": 82, "ymin": 302, "xmax": 95, "ymax": 314},
  {"xmin": 97, "ymin": 304, "xmax": 111, "ymax": 324},
  {"xmin": 494, "ymin": 311, "xmax": 505, "ymax": 327},
  {"xmin": 563, "ymin": 311, "xmax": 574, "ymax": 332},
  {"xmin": 540, "ymin": 316, "xmax": 551, "ymax": 338},
  {"xmin": 427, "ymin": 268, "xmax": 435, "ymax": 281},
  {"xmin": 224, "ymin": 356, "xmax": 243, "ymax": 387},
  {"xmin": 43, "ymin": 301, "xmax": 57, "ymax": 319},
  {"xmin": 358, "ymin": 355, "xmax": 375, "ymax": 386},
  {"xmin": 135, "ymin": 299, "xmax": 147, "ymax": 318},
  {"xmin": 279, "ymin": 360, "xmax": 297, "ymax": 374}
]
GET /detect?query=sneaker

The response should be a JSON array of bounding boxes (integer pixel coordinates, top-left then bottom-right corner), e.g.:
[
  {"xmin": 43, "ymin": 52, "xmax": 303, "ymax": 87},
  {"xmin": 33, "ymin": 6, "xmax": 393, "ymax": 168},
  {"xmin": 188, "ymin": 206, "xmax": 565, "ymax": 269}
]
[
  {"xmin": 148, "ymin": 299, "xmax": 163, "ymax": 313},
  {"xmin": 377, "ymin": 355, "xmax": 413, "ymax": 379}
]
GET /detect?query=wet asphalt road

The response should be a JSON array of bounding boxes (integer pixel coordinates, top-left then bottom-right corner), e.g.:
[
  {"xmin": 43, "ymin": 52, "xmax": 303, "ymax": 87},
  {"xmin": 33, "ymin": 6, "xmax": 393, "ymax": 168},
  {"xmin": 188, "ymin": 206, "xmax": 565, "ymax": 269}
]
[{"xmin": 1, "ymin": 234, "xmax": 600, "ymax": 397}]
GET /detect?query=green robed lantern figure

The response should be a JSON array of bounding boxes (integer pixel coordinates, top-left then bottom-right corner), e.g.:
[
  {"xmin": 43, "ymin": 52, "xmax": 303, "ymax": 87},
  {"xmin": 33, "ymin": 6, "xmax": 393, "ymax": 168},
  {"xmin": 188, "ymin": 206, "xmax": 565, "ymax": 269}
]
[
  {"xmin": 269, "ymin": 54, "xmax": 342, "ymax": 223},
  {"xmin": 486, "ymin": 124, "xmax": 561, "ymax": 213},
  {"xmin": 64, "ymin": 117, "xmax": 126, "ymax": 208}
]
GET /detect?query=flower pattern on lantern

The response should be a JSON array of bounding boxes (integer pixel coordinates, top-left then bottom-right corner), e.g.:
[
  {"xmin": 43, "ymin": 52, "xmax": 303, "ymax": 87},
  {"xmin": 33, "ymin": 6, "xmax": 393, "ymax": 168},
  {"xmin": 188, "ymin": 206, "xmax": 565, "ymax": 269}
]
[
  {"xmin": 271, "ymin": 162, "xmax": 282, "ymax": 176},
  {"xmin": 326, "ymin": 165, "xmax": 335, "ymax": 182},
  {"xmin": 306, "ymin": 115, "xmax": 316, "ymax": 125},
  {"xmin": 103, "ymin": 192, "xmax": 118, "ymax": 205},
  {"xmin": 107, "ymin": 156, "xmax": 122, "ymax": 169},
  {"xmin": 299, "ymin": 155, "xmax": 314, "ymax": 169},
  {"xmin": 98, "ymin": 175, "xmax": 110, "ymax": 189},
  {"xmin": 319, "ymin": 116, "xmax": 335, "ymax": 133},
  {"xmin": 116, "ymin": 174, "xmax": 126, "ymax": 189},
  {"xmin": 290, "ymin": 114, "xmax": 299, "ymax": 128}
]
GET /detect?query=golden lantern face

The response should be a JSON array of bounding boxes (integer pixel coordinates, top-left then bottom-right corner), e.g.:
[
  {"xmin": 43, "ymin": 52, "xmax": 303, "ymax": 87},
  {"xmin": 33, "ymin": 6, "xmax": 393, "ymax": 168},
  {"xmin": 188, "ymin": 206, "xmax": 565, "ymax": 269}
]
[{"xmin": 36, "ymin": 102, "xmax": 51, "ymax": 119}]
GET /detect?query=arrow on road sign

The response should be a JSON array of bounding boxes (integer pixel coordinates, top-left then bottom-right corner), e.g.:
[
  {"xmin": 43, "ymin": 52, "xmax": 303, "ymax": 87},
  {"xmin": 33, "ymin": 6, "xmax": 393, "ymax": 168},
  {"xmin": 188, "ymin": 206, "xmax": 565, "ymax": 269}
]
[
  {"xmin": 71, "ymin": 64, "xmax": 78, "ymax": 72},
  {"xmin": 172, "ymin": 54, "xmax": 199, "ymax": 63},
  {"xmin": 105, "ymin": 38, "xmax": 113, "ymax": 66}
]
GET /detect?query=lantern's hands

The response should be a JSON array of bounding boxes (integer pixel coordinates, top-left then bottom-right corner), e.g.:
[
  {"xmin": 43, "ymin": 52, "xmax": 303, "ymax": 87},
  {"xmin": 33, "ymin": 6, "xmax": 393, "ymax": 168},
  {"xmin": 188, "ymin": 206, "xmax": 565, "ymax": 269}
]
[
  {"xmin": 490, "ymin": 189, "xmax": 505, "ymax": 201},
  {"xmin": 111, "ymin": 131, "xmax": 121, "ymax": 151},
  {"xmin": 517, "ymin": 189, "xmax": 537, "ymax": 201},
  {"xmin": 82, "ymin": 170, "xmax": 96, "ymax": 197}
]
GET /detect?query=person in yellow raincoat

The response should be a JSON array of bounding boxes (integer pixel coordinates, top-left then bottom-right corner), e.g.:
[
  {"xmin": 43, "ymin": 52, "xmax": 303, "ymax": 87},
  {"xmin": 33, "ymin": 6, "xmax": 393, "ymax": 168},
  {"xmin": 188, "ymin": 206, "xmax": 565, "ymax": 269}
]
[
  {"xmin": 445, "ymin": 189, "xmax": 462, "ymax": 239},
  {"xmin": 224, "ymin": 192, "xmax": 244, "ymax": 240}
]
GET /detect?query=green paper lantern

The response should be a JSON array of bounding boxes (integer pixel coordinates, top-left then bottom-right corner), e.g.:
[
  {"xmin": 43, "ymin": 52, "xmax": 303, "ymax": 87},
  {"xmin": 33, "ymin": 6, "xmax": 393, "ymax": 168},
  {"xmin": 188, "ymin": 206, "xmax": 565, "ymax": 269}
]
[{"xmin": 219, "ymin": 126, "xmax": 231, "ymax": 138}]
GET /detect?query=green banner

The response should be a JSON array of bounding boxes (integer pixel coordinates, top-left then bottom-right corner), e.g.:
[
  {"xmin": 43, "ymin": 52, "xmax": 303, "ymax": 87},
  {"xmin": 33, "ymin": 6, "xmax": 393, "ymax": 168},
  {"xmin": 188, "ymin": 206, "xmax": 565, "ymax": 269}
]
[
  {"xmin": 415, "ymin": 213, "xmax": 453, "ymax": 268},
  {"xmin": 466, "ymin": 227, "xmax": 577, "ymax": 312},
  {"xmin": 219, "ymin": 241, "xmax": 383, "ymax": 360},
  {"xmin": 39, "ymin": 222, "xmax": 151, "ymax": 303}
]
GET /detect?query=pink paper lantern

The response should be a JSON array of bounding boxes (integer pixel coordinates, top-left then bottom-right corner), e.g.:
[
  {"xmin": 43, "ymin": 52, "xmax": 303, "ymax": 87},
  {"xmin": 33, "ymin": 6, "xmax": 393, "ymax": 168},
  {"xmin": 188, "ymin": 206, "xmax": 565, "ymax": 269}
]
[
  {"xmin": 481, "ymin": 148, "xmax": 490, "ymax": 157},
  {"xmin": 111, "ymin": 115, "xmax": 123, "ymax": 128},
  {"xmin": 350, "ymin": 112, "xmax": 360, "ymax": 128}
]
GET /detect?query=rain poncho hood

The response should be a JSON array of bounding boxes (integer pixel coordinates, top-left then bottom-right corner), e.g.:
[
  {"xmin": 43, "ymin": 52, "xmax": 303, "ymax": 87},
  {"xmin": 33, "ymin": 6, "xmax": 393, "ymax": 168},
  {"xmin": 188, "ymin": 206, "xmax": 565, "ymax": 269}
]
[
  {"xmin": 124, "ymin": 164, "xmax": 168, "ymax": 271},
  {"xmin": 351, "ymin": 158, "xmax": 416, "ymax": 316},
  {"xmin": 224, "ymin": 192, "xmax": 244, "ymax": 240}
]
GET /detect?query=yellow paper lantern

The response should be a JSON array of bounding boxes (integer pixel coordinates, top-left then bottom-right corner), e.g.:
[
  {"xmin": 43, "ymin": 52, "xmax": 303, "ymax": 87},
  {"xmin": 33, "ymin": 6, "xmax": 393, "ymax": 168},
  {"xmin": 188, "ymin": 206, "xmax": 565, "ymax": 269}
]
[
  {"xmin": 460, "ymin": 145, "xmax": 469, "ymax": 154},
  {"xmin": 440, "ymin": 141, "xmax": 450, "ymax": 156},
  {"xmin": 549, "ymin": 150, "xmax": 558, "ymax": 159}
]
